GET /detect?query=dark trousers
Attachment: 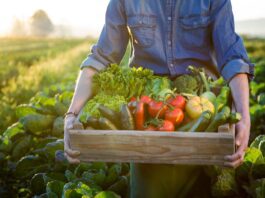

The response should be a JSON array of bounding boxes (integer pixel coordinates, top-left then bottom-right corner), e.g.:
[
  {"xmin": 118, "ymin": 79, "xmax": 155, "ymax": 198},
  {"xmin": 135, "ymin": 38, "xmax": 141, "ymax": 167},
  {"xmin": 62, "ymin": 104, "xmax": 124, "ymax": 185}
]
[{"xmin": 129, "ymin": 163, "xmax": 212, "ymax": 198}]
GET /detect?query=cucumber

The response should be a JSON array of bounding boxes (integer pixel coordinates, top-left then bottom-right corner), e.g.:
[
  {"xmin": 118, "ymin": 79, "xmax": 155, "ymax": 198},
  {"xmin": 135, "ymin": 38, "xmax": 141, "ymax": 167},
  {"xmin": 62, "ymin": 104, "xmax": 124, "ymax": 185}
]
[
  {"xmin": 214, "ymin": 86, "xmax": 231, "ymax": 113},
  {"xmin": 229, "ymin": 112, "xmax": 241, "ymax": 124},
  {"xmin": 98, "ymin": 117, "xmax": 118, "ymax": 130},
  {"xmin": 205, "ymin": 106, "xmax": 231, "ymax": 132},
  {"xmin": 188, "ymin": 111, "xmax": 212, "ymax": 132},
  {"xmin": 120, "ymin": 104, "xmax": 135, "ymax": 130},
  {"xmin": 98, "ymin": 105, "xmax": 120, "ymax": 128},
  {"xmin": 176, "ymin": 119, "xmax": 198, "ymax": 132}
]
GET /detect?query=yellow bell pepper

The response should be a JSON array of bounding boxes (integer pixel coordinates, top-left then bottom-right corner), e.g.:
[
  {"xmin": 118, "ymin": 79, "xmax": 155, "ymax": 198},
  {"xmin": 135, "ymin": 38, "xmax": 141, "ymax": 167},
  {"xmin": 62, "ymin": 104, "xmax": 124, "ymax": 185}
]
[{"xmin": 185, "ymin": 96, "xmax": 215, "ymax": 119}]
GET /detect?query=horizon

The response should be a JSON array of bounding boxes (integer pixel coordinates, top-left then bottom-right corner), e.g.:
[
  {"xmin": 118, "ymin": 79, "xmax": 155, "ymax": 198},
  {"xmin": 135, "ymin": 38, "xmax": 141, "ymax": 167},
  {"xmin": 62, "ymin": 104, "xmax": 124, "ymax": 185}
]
[{"xmin": 0, "ymin": 0, "xmax": 265, "ymax": 37}]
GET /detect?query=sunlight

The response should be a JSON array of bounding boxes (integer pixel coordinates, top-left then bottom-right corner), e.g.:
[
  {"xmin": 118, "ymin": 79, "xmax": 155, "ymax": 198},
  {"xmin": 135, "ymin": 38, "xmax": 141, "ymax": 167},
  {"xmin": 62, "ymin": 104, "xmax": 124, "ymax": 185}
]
[
  {"xmin": 0, "ymin": 0, "xmax": 109, "ymax": 36},
  {"xmin": 0, "ymin": 0, "xmax": 264, "ymax": 37}
]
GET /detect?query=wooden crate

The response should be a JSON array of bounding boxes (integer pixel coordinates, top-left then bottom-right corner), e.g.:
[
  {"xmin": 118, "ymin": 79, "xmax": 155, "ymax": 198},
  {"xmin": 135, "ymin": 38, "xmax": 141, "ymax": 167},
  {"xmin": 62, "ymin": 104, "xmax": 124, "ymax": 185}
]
[{"xmin": 69, "ymin": 123, "xmax": 235, "ymax": 166}]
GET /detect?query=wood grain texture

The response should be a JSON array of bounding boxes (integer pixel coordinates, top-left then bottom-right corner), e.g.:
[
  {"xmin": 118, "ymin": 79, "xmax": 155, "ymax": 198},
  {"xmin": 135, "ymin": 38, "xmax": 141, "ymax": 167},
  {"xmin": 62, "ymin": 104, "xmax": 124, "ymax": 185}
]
[{"xmin": 69, "ymin": 129, "xmax": 235, "ymax": 166}]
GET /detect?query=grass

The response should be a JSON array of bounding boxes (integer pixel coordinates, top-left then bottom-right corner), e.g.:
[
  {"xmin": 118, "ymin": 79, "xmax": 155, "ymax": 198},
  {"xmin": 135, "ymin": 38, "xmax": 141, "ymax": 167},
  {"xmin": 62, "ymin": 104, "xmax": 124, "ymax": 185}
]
[
  {"xmin": 0, "ymin": 37, "xmax": 95, "ymax": 131},
  {"xmin": 0, "ymin": 37, "xmax": 84, "ymax": 89}
]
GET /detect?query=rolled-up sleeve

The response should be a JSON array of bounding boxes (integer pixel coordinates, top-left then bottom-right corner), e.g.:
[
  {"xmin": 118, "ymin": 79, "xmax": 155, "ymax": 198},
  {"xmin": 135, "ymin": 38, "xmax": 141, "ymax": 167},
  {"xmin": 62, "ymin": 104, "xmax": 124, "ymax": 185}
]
[
  {"xmin": 211, "ymin": 0, "xmax": 254, "ymax": 82},
  {"xmin": 80, "ymin": 0, "xmax": 129, "ymax": 71}
]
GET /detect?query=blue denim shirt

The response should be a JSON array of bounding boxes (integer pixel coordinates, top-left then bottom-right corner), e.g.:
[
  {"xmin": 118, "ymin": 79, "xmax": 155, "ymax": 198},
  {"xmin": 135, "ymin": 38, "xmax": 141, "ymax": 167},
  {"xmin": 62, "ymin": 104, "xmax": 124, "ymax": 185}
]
[{"xmin": 81, "ymin": 0, "xmax": 254, "ymax": 81}]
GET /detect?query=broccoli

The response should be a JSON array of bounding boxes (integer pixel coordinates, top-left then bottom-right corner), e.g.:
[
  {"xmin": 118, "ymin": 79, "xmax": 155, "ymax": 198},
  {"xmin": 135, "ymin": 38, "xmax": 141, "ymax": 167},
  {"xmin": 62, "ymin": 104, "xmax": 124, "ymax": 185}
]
[
  {"xmin": 173, "ymin": 74, "xmax": 198, "ymax": 94},
  {"xmin": 173, "ymin": 66, "xmax": 215, "ymax": 95}
]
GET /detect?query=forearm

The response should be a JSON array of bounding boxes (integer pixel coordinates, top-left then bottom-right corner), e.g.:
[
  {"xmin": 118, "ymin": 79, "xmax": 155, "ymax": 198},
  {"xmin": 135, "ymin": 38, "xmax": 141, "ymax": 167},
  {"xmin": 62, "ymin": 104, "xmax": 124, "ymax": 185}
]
[
  {"xmin": 67, "ymin": 67, "xmax": 98, "ymax": 114},
  {"xmin": 229, "ymin": 74, "xmax": 250, "ymax": 124}
]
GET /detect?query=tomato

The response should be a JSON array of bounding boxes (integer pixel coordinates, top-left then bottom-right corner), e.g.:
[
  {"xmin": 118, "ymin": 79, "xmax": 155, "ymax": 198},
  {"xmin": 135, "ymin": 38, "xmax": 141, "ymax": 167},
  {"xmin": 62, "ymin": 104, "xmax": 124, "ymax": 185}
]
[
  {"xmin": 130, "ymin": 97, "xmax": 137, "ymax": 102},
  {"xmin": 148, "ymin": 100, "xmax": 168, "ymax": 118},
  {"xmin": 135, "ymin": 101, "xmax": 145, "ymax": 130},
  {"xmin": 157, "ymin": 120, "xmax": 175, "ymax": 131},
  {"xmin": 140, "ymin": 95, "xmax": 152, "ymax": 104},
  {"xmin": 144, "ymin": 125, "xmax": 157, "ymax": 131},
  {"xmin": 167, "ymin": 95, "xmax": 186, "ymax": 110},
  {"xmin": 185, "ymin": 96, "xmax": 215, "ymax": 119},
  {"xmin": 165, "ymin": 108, "xmax": 184, "ymax": 125}
]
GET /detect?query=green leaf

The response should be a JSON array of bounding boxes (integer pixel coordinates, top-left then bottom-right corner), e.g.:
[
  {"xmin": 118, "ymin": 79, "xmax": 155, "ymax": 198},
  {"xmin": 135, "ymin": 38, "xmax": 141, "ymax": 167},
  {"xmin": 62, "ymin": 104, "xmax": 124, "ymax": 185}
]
[
  {"xmin": 44, "ymin": 172, "xmax": 67, "ymax": 184},
  {"xmin": 250, "ymin": 135, "xmax": 265, "ymax": 156},
  {"xmin": 58, "ymin": 91, "xmax": 74, "ymax": 106},
  {"xmin": 104, "ymin": 164, "xmax": 122, "ymax": 187},
  {"xmin": 94, "ymin": 191, "xmax": 121, "ymax": 198},
  {"xmin": 16, "ymin": 104, "xmax": 38, "ymax": 119},
  {"xmin": 257, "ymin": 93, "xmax": 265, "ymax": 105},
  {"xmin": 44, "ymin": 139, "xmax": 64, "ymax": 160},
  {"xmin": 0, "ymin": 135, "xmax": 13, "ymax": 153},
  {"xmin": 63, "ymin": 189, "xmax": 81, "ymax": 198},
  {"xmin": 251, "ymin": 135, "xmax": 265, "ymax": 149},
  {"xmin": 75, "ymin": 182, "xmax": 93, "ymax": 196},
  {"xmin": 52, "ymin": 117, "xmax": 64, "ymax": 138},
  {"xmin": 65, "ymin": 170, "xmax": 77, "ymax": 182},
  {"xmin": 19, "ymin": 114, "xmax": 55, "ymax": 135},
  {"xmin": 15, "ymin": 155, "xmax": 48, "ymax": 178},
  {"xmin": 2, "ymin": 122, "xmax": 24, "ymax": 140},
  {"xmin": 30, "ymin": 173, "xmax": 46, "ymax": 195},
  {"xmin": 46, "ymin": 180, "xmax": 65, "ymax": 197},
  {"xmin": 82, "ymin": 169, "xmax": 106, "ymax": 186},
  {"xmin": 74, "ymin": 163, "xmax": 92, "ymax": 177},
  {"xmin": 90, "ymin": 162, "xmax": 108, "ymax": 172},
  {"xmin": 11, "ymin": 135, "xmax": 32, "ymax": 160},
  {"xmin": 107, "ymin": 176, "xmax": 128, "ymax": 196},
  {"xmin": 244, "ymin": 147, "xmax": 263, "ymax": 163},
  {"xmin": 79, "ymin": 93, "xmax": 126, "ymax": 122}
]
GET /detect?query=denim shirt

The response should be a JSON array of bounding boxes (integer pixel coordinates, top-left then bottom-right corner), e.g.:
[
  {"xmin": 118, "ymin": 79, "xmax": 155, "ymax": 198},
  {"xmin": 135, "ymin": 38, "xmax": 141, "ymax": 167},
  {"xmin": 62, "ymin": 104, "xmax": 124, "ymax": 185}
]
[{"xmin": 81, "ymin": 0, "xmax": 254, "ymax": 81}]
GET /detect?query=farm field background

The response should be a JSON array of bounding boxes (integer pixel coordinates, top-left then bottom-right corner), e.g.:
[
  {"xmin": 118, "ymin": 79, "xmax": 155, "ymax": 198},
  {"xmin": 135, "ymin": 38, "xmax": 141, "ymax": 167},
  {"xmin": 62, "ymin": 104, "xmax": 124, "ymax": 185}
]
[
  {"xmin": 0, "ymin": 37, "xmax": 94, "ymax": 131},
  {"xmin": 0, "ymin": 36, "xmax": 264, "ymax": 197}
]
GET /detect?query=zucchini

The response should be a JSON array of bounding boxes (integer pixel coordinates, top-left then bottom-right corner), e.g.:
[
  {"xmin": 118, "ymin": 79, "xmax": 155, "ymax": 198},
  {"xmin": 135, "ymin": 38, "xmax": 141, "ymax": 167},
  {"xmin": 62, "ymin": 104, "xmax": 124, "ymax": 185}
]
[
  {"xmin": 98, "ymin": 117, "xmax": 118, "ymax": 130},
  {"xmin": 188, "ymin": 111, "xmax": 212, "ymax": 132},
  {"xmin": 176, "ymin": 119, "xmax": 198, "ymax": 132},
  {"xmin": 98, "ymin": 105, "xmax": 120, "ymax": 128},
  {"xmin": 229, "ymin": 112, "xmax": 241, "ymax": 124},
  {"xmin": 86, "ymin": 116, "xmax": 101, "ymax": 129},
  {"xmin": 205, "ymin": 106, "xmax": 231, "ymax": 132},
  {"xmin": 214, "ymin": 86, "xmax": 230, "ymax": 113},
  {"xmin": 120, "ymin": 104, "xmax": 135, "ymax": 130}
]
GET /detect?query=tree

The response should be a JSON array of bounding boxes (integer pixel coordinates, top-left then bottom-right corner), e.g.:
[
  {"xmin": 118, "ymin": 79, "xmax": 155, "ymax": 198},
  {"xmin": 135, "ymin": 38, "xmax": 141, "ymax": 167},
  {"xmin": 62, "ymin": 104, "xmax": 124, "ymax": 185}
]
[
  {"xmin": 10, "ymin": 18, "xmax": 27, "ymax": 37},
  {"xmin": 29, "ymin": 10, "xmax": 54, "ymax": 37}
]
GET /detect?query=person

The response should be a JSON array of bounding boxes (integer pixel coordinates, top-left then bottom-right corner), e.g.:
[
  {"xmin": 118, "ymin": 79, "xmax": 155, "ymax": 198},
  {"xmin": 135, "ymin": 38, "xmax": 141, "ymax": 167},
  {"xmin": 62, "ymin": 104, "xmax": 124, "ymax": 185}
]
[{"xmin": 64, "ymin": 0, "xmax": 254, "ymax": 197}]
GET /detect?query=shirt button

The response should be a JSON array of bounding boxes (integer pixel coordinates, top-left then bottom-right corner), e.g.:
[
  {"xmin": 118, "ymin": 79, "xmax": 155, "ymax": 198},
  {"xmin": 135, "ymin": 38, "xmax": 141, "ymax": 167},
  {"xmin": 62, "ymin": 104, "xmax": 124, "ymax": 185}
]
[{"xmin": 168, "ymin": 17, "xmax": 172, "ymax": 21}]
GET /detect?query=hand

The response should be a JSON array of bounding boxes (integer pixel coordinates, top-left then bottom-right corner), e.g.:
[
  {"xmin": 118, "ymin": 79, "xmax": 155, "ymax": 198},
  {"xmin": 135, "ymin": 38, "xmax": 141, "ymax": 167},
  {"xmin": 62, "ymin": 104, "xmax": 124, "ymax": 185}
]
[
  {"xmin": 224, "ymin": 117, "xmax": 250, "ymax": 168},
  {"xmin": 64, "ymin": 115, "xmax": 81, "ymax": 164}
]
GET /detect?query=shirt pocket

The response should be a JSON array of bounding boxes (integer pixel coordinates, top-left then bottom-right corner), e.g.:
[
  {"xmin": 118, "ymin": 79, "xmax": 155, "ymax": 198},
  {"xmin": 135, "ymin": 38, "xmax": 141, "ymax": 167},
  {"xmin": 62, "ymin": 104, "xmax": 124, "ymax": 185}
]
[
  {"xmin": 127, "ymin": 15, "xmax": 156, "ymax": 48},
  {"xmin": 178, "ymin": 15, "xmax": 211, "ymax": 50}
]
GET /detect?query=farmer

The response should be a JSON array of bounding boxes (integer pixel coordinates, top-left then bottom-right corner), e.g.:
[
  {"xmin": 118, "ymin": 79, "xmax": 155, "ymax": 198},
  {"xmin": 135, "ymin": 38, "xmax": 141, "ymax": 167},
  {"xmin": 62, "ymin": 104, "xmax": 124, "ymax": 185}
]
[{"xmin": 64, "ymin": 0, "xmax": 253, "ymax": 197}]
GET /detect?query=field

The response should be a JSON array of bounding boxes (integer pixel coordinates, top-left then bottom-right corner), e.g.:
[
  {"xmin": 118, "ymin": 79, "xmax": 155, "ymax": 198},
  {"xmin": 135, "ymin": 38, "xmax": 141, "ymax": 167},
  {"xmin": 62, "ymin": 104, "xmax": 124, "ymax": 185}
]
[
  {"xmin": 0, "ymin": 37, "xmax": 95, "ymax": 131},
  {"xmin": 0, "ymin": 36, "xmax": 264, "ymax": 197}
]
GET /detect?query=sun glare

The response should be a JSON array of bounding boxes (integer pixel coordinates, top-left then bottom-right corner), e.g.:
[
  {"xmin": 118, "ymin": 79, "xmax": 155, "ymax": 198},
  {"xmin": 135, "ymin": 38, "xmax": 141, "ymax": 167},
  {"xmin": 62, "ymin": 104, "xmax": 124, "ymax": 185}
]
[{"xmin": 0, "ymin": 0, "xmax": 264, "ymax": 37}]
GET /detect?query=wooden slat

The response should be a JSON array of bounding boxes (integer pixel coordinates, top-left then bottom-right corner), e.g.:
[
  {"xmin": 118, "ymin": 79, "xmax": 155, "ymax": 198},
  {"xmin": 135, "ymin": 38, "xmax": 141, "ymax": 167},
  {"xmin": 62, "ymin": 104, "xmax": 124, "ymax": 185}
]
[
  {"xmin": 218, "ymin": 123, "xmax": 232, "ymax": 133},
  {"xmin": 217, "ymin": 103, "xmax": 236, "ymax": 152},
  {"xmin": 69, "ymin": 130, "xmax": 234, "ymax": 166}
]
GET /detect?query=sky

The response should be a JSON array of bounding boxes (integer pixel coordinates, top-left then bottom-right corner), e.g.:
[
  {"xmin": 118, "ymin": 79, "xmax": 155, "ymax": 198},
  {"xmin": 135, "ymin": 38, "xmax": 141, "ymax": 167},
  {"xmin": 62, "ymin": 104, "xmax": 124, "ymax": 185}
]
[{"xmin": 0, "ymin": 0, "xmax": 264, "ymax": 37}]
